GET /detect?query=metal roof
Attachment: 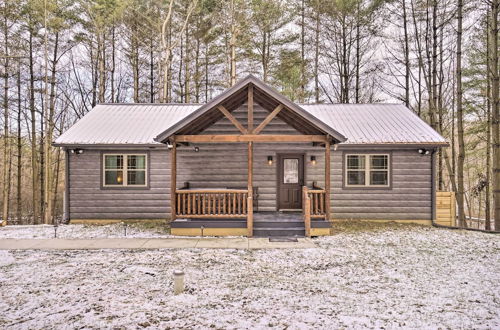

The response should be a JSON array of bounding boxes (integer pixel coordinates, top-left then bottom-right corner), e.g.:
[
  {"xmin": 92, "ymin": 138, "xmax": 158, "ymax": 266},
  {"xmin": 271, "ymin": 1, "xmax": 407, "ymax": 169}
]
[
  {"xmin": 54, "ymin": 104, "xmax": 200, "ymax": 146},
  {"xmin": 54, "ymin": 102, "xmax": 447, "ymax": 147},
  {"xmin": 301, "ymin": 103, "xmax": 447, "ymax": 145}
]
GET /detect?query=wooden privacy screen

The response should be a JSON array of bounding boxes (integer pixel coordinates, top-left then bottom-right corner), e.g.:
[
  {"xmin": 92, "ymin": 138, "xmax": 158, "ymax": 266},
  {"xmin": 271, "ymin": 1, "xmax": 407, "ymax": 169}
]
[{"xmin": 436, "ymin": 191, "xmax": 456, "ymax": 226}]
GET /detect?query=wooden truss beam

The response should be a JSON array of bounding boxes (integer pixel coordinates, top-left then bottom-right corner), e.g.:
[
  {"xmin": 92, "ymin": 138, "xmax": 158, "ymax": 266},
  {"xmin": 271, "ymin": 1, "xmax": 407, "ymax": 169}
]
[
  {"xmin": 248, "ymin": 85, "xmax": 254, "ymax": 132},
  {"xmin": 217, "ymin": 105, "xmax": 248, "ymax": 134},
  {"xmin": 253, "ymin": 104, "xmax": 283, "ymax": 135},
  {"xmin": 174, "ymin": 135, "xmax": 328, "ymax": 143}
]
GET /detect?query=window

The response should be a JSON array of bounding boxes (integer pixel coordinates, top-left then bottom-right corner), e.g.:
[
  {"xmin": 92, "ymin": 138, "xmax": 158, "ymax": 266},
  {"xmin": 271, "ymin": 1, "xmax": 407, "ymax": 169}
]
[
  {"xmin": 345, "ymin": 154, "xmax": 389, "ymax": 187},
  {"xmin": 103, "ymin": 154, "xmax": 147, "ymax": 187},
  {"xmin": 283, "ymin": 158, "xmax": 299, "ymax": 184}
]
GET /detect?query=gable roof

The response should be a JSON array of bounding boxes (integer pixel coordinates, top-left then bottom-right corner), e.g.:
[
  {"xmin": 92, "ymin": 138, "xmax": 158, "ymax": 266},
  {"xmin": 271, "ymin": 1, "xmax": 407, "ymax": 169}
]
[
  {"xmin": 153, "ymin": 75, "xmax": 347, "ymax": 143},
  {"xmin": 54, "ymin": 76, "xmax": 447, "ymax": 147},
  {"xmin": 54, "ymin": 102, "xmax": 447, "ymax": 147}
]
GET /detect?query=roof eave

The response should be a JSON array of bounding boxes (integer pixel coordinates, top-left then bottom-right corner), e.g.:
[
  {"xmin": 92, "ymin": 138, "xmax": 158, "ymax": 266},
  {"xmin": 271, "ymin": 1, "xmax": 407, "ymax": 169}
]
[
  {"xmin": 337, "ymin": 142, "xmax": 449, "ymax": 149},
  {"xmin": 52, "ymin": 142, "xmax": 167, "ymax": 148}
]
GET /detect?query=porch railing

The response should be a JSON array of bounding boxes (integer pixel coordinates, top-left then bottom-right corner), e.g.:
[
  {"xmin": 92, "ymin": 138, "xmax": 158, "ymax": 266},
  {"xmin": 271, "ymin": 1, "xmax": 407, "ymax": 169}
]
[
  {"xmin": 302, "ymin": 186, "xmax": 327, "ymax": 237},
  {"xmin": 176, "ymin": 189, "xmax": 249, "ymax": 218}
]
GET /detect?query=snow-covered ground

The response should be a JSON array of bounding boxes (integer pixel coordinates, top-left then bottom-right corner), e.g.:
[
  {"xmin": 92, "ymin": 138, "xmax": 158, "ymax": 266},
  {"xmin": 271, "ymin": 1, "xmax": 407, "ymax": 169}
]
[
  {"xmin": 0, "ymin": 226, "xmax": 498, "ymax": 329},
  {"xmin": 0, "ymin": 223, "xmax": 172, "ymax": 239}
]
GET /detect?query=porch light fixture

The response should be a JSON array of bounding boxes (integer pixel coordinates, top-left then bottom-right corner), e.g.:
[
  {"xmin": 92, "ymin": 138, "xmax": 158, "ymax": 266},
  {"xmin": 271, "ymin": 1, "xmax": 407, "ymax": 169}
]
[
  {"xmin": 418, "ymin": 148, "xmax": 430, "ymax": 155},
  {"xmin": 310, "ymin": 156, "xmax": 317, "ymax": 165},
  {"xmin": 70, "ymin": 148, "xmax": 84, "ymax": 155},
  {"xmin": 166, "ymin": 142, "xmax": 173, "ymax": 149},
  {"xmin": 267, "ymin": 156, "xmax": 273, "ymax": 165},
  {"xmin": 194, "ymin": 146, "xmax": 200, "ymax": 152}
]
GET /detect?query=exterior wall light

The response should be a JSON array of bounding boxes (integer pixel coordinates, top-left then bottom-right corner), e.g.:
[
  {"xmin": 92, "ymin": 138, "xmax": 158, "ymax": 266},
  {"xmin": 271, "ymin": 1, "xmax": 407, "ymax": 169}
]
[
  {"xmin": 70, "ymin": 148, "xmax": 84, "ymax": 155},
  {"xmin": 310, "ymin": 155, "xmax": 317, "ymax": 165},
  {"xmin": 267, "ymin": 156, "xmax": 273, "ymax": 165},
  {"xmin": 418, "ymin": 148, "xmax": 430, "ymax": 155},
  {"xmin": 194, "ymin": 146, "xmax": 200, "ymax": 152}
]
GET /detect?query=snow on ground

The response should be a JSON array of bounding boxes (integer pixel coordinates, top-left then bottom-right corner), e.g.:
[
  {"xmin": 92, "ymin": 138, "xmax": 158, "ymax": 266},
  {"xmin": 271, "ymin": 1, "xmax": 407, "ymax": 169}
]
[
  {"xmin": 0, "ymin": 226, "xmax": 499, "ymax": 329},
  {"xmin": 0, "ymin": 223, "xmax": 172, "ymax": 239}
]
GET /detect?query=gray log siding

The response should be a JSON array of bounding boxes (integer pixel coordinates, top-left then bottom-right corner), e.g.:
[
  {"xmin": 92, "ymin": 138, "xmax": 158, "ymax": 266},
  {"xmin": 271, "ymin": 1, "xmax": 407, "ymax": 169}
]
[
  {"xmin": 68, "ymin": 104, "xmax": 432, "ymax": 221},
  {"xmin": 69, "ymin": 149, "xmax": 171, "ymax": 219}
]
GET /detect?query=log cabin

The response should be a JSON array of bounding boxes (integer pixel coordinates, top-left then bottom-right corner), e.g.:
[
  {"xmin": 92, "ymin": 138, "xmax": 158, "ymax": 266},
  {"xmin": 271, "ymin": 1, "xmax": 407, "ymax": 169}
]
[{"xmin": 54, "ymin": 75, "xmax": 448, "ymax": 237}]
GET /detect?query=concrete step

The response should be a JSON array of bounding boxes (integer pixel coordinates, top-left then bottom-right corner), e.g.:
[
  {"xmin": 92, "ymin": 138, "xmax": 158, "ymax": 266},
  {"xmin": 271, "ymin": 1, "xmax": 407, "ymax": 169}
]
[
  {"xmin": 253, "ymin": 221, "xmax": 305, "ymax": 229},
  {"xmin": 253, "ymin": 227, "xmax": 306, "ymax": 237}
]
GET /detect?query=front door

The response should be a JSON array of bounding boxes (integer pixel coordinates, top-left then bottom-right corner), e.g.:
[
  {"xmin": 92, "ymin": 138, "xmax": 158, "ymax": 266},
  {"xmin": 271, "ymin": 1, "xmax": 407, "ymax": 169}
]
[{"xmin": 278, "ymin": 154, "xmax": 304, "ymax": 210}]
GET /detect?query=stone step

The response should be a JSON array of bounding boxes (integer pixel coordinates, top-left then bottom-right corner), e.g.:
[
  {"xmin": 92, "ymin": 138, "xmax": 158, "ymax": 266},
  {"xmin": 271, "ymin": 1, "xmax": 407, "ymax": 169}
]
[{"xmin": 253, "ymin": 228, "xmax": 306, "ymax": 237}]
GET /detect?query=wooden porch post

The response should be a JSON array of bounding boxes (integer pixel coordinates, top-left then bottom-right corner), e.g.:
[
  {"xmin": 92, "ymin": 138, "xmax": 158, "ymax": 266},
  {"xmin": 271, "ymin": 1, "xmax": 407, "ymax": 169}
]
[
  {"xmin": 171, "ymin": 140, "xmax": 177, "ymax": 221},
  {"xmin": 247, "ymin": 84, "xmax": 254, "ymax": 236},
  {"xmin": 247, "ymin": 141, "xmax": 253, "ymax": 236},
  {"xmin": 325, "ymin": 139, "xmax": 331, "ymax": 221}
]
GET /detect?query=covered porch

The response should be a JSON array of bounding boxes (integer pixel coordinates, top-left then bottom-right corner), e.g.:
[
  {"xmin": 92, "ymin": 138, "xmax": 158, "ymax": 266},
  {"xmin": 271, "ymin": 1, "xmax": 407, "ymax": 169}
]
[{"xmin": 156, "ymin": 75, "xmax": 346, "ymax": 237}]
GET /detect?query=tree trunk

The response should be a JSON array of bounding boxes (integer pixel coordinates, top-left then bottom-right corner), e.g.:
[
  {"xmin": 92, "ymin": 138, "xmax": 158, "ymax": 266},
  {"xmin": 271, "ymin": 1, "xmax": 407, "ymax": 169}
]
[
  {"xmin": 28, "ymin": 17, "xmax": 39, "ymax": 224},
  {"xmin": 314, "ymin": 2, "xmax": 320, "ymax": 103},
  {"xmin": 184, "ymin": 21, "xmax": 191, "ymax": 103},
  {"xmin": 44, "ymin": 31, "xmax": 59, "ymax": 224},
  {"xmin": 300, "ymin": 0, "xmax": 305, "ymax": 102},
  {"xmin": 98, "ymin": 31, "xmax": 106, "ymax": 103},
  {"xmin": 456, "ymin": 0, "xmax": 466, "ymax": 227},
  {"xmin": 486, "ymin": 13, "xmax": 491, "ymax": 230},
  {"xmin": 2, "ymin": 5, "xmax": 10, "ymax": 225},
  {"xmin": 402, "ymin": 0, "xmax": 410, "ymax": 107},
  {"xmin": 355, "ymin": 1, "xmax": 360, "ymax": 103},
  {"xmin": 16, "ymin": 64, "xmax": 22, "ymax": 223},
  {"xmin": 150, "ymin": 38, "xmax": 155, "ymax": 103},
  {"xmin": 111, "ymin": 26, "xmax": 116, "ymax": 102},
  {"xmin": 490, "ymin": 0, "xmax": 500, "ymax": 230}
]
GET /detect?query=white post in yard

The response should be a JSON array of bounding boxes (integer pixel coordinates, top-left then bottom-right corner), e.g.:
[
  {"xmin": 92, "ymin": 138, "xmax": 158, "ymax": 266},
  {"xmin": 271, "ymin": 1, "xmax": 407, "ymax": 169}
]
[{"xmin": 173, "ymin": 270, "xmax": 185, "ymax": 295}]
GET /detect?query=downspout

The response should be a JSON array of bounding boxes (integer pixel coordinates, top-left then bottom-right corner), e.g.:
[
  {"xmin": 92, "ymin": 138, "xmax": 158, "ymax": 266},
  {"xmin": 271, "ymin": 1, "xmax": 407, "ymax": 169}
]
[{"xmin": 64, "ymin": 148, "xmax": 70, "ymax": 224}]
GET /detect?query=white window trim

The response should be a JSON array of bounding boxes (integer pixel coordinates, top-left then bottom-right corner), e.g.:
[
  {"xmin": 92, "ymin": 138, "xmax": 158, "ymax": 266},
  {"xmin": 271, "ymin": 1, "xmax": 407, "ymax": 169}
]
[
  {"xmin": 103, "ymin": 153, "xmax": 148, "ymax": 187},
  {"xmin": 345, "ymin": 153, "xmax": 390, "ymax": 187}
]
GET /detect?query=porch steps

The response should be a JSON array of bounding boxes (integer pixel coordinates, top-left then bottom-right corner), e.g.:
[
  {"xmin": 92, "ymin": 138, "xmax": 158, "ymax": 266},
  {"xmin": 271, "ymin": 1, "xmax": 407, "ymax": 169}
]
[{"xmin": 253, "ymin": 219, "xmax": 305, "ymax": 237}]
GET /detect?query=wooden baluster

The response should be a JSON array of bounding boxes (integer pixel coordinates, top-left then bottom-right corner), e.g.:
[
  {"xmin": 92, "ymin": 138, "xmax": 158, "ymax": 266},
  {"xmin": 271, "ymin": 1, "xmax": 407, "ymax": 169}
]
[
  {"xmin": 232, "ymin": 193, "xmax": 236, "ymax": 215},
  {"xmin": 238, "ymin": 193, "xmax": 241, "ymax": 215},
  {"xmin": 213, "ymin": 193, "xmax": 216, "ymax": 215},
  {"xmin": 197, "ymin": 193, "xmax": 201, "ymax": 215},
  {"xmin": 217, "ymin": 193, "xmax": 221, "ymax": 215},
  {"xmin": 202, "ymin": 193, "xmax": 206, "ymax": 215},
  {"xmin": 187, "ymin": 192, "xmax": 191, "ymax": 215},
  {"xmin": 176, "ymin": 193, "xmax": 181, "ymax": 217},
  {"xmin": 222, "ymin": 193, "xmax": 227, "ymax": 214},
  {"xmin": 208, "ymin": 193, "xmax": 211, "ymax": 215},
  {"xmin": 194, "ymin": 194, "xmax": 197, "ymax": 214},
  {"xmin": 181, "ymin": 194, "xmax": 185, "ymax": 215},
  {"xmin": 320, "ymin": 192, "xmax": 325, "ymax": 215},
  {"xmin": 316, "ymin": 193, "xmax": 320, "ymax": 215},
  {"xmin": 243, "ymin": 193, "xmax": 247, "ymax": 214}
]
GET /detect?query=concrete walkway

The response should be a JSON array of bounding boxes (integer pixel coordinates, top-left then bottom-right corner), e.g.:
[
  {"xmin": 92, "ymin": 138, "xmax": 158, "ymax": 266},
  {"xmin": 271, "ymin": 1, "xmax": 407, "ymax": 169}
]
[{"xmin": 0, "ymin": 237, "xmax": 317, "ymax": 250}]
